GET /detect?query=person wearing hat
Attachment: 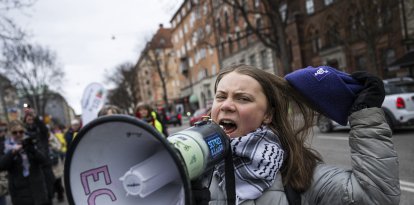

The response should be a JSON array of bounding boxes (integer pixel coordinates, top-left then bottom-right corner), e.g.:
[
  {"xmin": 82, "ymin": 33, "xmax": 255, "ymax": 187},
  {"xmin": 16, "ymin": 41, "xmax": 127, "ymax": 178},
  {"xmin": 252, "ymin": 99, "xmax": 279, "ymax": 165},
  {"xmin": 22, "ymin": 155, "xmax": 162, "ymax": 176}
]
[
  {"xmin": 193, "ymin": 64, "xmax": 399, "ymax": 205},
  {"xmin": 97, "ymin": 105, "xmax": 122, "ymax": 117},
  {"xmin": 22, "ymin": 108, "xmax": 55, "ymax": 204},
  {"xmin": 135, "ymin": 103, "xmax": 168, "ymax": 137},
  {"xmin": 64, "ymin": 119, "xmax": 81, "ymax": 149}
]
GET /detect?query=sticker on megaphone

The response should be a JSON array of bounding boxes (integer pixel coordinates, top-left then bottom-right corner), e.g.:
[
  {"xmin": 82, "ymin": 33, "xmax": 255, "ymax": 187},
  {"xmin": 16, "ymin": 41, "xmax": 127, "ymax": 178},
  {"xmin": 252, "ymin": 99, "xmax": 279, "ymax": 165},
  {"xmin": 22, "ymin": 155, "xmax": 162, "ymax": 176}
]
[{"xmin": 167, "ymin": 119, "xmax": 229, "ymax": 180}]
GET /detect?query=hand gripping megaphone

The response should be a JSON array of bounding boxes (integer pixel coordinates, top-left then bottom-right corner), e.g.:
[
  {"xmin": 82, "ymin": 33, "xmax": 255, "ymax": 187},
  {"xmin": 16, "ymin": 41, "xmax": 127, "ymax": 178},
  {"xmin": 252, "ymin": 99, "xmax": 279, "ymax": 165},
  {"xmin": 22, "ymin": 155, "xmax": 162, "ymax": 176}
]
[{"xmin": 64, "ymin": 114, "xmax": 229, "ymax": 205}]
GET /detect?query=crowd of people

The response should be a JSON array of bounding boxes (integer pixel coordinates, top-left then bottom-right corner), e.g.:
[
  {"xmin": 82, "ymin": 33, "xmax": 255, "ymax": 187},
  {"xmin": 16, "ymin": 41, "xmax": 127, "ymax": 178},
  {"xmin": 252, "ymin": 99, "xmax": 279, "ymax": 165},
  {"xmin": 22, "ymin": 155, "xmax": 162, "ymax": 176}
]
[
  {"xmin": 0, "ymin": 102, "xmax": 173, "ymax": 205},
  {"xmin": 0, "ymin": 64, "xmax": 401, "ymax": 205}
]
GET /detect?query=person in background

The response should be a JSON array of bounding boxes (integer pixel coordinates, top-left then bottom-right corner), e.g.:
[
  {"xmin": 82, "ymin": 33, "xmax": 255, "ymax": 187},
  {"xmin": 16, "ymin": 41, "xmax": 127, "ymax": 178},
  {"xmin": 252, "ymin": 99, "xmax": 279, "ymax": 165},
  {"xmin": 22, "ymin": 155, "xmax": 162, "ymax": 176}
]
[
  {"xmin": 49, "ymin": 126, "xmax": 65, "ymax": 203},
  {"xmin": 97, "ymin": 105, "xmax": 122, "ymax": 117},
  {"xmin": 0, "ymin": 120, "xmax": 51, "ymax": 205},
  {"xmin": 64, "ymin": 119, "xmax": 81, "ymax": 149},
  {"xmin": 135, "ymin": 103, "xmax": 168, "ymax": 137},
  {"xmin": 23, "ymin": 108, "xmax": 55, "ymax": 204},
  {"xmin": 0, "ymin": 122, "xmax": 8, "ymax": 205},
  {"xmin": 51, "ymin": 125, "xmax": 66, "ymax": 160}
]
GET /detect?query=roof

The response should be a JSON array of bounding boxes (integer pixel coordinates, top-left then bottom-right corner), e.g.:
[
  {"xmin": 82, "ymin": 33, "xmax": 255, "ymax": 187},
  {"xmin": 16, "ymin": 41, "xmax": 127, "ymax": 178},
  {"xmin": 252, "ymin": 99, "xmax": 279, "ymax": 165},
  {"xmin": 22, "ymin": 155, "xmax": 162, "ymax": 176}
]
[
  {"xmin": 148, "ymin": 24, "xmax": 173, "ymax": 50},
  {"xmin": 388, "ymin": 50, "xmax": 414, "ymax": 69}
]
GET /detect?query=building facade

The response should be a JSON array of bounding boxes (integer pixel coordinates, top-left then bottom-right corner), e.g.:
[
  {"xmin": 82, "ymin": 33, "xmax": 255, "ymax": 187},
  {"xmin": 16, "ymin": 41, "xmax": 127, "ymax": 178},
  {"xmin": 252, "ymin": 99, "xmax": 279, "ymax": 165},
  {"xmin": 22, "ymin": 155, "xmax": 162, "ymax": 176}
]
[
  {"xmin": 135, "ymin": 24, "xmax": 184, "ymax": 112},
  {"xmin": 170, "ymin": 0, "xmax": 221, "ymax": 112},
  {"xmin": 134, "ymin": 0, "xmax": 413, "ymax": 114}
]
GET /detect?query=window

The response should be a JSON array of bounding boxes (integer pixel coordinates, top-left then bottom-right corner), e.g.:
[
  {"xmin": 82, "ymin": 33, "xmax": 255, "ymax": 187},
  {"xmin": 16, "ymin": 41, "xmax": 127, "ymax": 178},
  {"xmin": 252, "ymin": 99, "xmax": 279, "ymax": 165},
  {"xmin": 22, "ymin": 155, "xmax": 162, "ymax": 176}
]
[
  {"xmin": 355, "ymin": 55, "xmax": 367, "ymax": 71},
  {"xmin": 203, "ymin": 3, "xmax": 208, "ymax": 15},
  {"xmin": 312, "ymin": 36, "xmax": 321, "ymax": 53},
  {"xmin": 233, "ymin": 6, "xmax": 239, "ymax": 22},
  {"xmin": 326, "ymin": 22, "xmax": 339, "ymax": 48},
  {"xmin": 216, "ymin": 18, "xmax": 222, "ymax": 36},
  {"xmin": 246, "ymin": 27, "xmax": 253, "ymax": 44},
  {"xmin": 198, "ymin": 68, "xmax": 208, "ymax": 81},
  {"xmin": 236, "ymin": 32, "xmax": 241, "ymax": 49},
  {"xmin": 279, "ymin": 3, "xmax": 287, "ymax": 22},
  {"xmin": 324, "ymin": 0, "xmax": 334, "ymax": 6},
  {"xmin": 249, "ymin": 54, "xmax": 256, "ymax": 66},
  {"xmin": 260, "ymin": 50, "xmax": 268, "ymax": 68},
  {"xmin": 382, "ymin": 48, "xmax": 395, "ymax": 69},
  {"xmin": 225, "ymin": 12, "xmax": 230, "ymax": 33},
  {"xmin": 228, "ymin": 37, "xmax": 233, "ymax": 54},
  {"xmin": 256, "ymin": 18, "xmax": 262, "ymax": 32},
  {"xmin": 254, "ymin": 0, "xmax": 260, "ymax": 9},
  {"xmin": 212, "ymin": 64, "xmax": 217, "ymax": 75},
  {"xmin": 306, "ymin": 0, "xmax": 314, "ymax": 14}
]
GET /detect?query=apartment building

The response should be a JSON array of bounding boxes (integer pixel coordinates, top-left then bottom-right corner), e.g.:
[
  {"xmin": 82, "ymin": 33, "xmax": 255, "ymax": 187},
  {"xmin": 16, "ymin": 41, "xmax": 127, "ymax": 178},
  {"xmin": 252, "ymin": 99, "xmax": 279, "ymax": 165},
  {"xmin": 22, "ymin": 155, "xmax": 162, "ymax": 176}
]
[
  {"xmin": 135, "ymin": 24, "xmax": 183, "ymax": 110},
  {"xmin": 0, "ymin": 74, "xmax": 19, "ymax": 123},
  {"xmin": 170, "ymin": 0, "xmax": 221, "ymax": 112},
  {"xmin": 212, "ymin": 0, "xmax": 407, "ymax": 78},
  {"xmin": 134, "ymin": 0, "xmax": 412, "ymax": 114},
  {"xmin": 212, "ymin": 0, "xmax": 278, "ymax": 75}
]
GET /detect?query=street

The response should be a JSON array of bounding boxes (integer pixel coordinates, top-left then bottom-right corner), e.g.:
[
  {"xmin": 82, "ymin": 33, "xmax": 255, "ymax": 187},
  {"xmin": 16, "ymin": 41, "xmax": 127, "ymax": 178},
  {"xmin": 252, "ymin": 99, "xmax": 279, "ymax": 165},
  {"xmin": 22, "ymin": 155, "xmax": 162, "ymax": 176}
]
[
  {"xmin": 9, "ymin": 119, "xmax": 412, "ymax": 205},
  {"xmin": 312, "ymin": 127, "xmax": 414, "ymax": 205}
]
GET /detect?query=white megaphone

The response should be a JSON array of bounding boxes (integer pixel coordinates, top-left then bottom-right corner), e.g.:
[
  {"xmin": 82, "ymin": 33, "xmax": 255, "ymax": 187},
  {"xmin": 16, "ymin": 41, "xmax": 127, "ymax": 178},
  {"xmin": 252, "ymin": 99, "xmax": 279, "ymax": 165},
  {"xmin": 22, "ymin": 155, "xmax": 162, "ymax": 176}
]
[{"xmin": 64, "ymin": 114, "xmax": 229, "ymax": 205}]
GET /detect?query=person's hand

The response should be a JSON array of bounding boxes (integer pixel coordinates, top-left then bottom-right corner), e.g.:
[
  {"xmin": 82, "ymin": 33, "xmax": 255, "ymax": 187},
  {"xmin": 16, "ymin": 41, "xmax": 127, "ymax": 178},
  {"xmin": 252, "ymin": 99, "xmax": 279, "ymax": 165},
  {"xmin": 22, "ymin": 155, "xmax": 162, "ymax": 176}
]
[
  {"xmin": 24, "ymin": 107, "xmax": 35, "ymax": 116},
  {"xmin": 350, "ymin": 71, "xmax": 385, "ymax": 113},
  {"xmin": 12, "ymin": 144, "xmax": 23, "ymax": 154}
]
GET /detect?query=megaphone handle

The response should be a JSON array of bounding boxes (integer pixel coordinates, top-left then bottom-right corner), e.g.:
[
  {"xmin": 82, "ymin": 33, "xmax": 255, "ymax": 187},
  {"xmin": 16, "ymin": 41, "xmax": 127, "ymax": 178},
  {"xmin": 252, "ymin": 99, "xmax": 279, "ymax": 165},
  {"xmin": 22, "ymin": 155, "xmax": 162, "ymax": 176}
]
[
  {"xmin": 224, "ymin": 145, "xmax": 236, "ymax": 205},
  {"xmin": 191, "ymin": 179, "xmax": 211, "ymax": 205}
]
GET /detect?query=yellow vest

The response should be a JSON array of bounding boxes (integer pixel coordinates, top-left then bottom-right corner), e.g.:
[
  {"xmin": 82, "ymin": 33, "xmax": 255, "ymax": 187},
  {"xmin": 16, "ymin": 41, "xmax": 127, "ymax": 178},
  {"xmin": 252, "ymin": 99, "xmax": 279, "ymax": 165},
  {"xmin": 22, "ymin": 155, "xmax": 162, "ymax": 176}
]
[
  {"xmin": 54, "ymin": 132, "xmax": 67, "ymax": 153},
  {"xmin": 151, "ymin": 111, "xmax": 163, "ymax": 134}
]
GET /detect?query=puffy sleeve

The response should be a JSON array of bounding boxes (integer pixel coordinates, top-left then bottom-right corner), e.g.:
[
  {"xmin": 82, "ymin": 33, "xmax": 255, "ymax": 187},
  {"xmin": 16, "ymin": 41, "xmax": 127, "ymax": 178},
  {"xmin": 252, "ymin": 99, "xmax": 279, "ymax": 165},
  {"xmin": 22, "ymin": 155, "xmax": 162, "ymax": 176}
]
[{"xmin": 304, "ymin": 107, "xmax": 400, "ymax": 205}]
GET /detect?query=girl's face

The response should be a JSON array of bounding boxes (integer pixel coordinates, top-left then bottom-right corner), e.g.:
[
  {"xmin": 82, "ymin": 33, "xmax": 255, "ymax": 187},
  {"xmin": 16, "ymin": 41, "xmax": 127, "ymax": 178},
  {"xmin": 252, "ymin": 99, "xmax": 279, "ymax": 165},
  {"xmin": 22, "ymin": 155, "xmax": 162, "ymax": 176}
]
[
  {"xmin": 138, "ymin": 108, "xmax": 149, "ymax": 118},
  {"xmin": 211, "ymin": 72, "xmax": 270, "ymax": 138}
]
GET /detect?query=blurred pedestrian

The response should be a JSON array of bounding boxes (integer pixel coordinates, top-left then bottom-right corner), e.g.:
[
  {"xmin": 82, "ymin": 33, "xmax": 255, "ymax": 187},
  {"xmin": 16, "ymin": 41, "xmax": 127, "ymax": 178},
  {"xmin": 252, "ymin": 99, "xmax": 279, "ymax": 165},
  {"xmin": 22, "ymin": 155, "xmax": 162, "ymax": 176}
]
[
  {"xmin": 64, "ymin": 119, "xmax": 80, "ymax": 149},
  {"xmin": 135, "ymin": 103, "xmax": 168, "ymax": 137},
  {"xmin": 0, "ymin": 122, "xmax": 8, "ymax": 205},
  {"xmin": 97, "ymin": 105, "xmax": 122, "ymax": 117},
  {"xmin": 23, "ymin": 108, "xmax": 55, "ymax": 204},
  {"xmin": 48, "ymin": 130, "xmax": 65, "ymax": 203},
  {"xmin": 0, "ymin": 120, "xmax": 51, "ymax": 205}
]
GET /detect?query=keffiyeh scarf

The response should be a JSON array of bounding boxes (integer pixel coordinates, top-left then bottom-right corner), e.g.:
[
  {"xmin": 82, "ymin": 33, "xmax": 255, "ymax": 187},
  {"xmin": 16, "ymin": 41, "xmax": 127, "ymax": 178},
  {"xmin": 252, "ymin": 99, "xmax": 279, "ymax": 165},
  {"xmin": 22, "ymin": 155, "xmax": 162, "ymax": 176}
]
[{"xmin": 216, "ymin": 126, "xmax": 284, "ymax": 203}]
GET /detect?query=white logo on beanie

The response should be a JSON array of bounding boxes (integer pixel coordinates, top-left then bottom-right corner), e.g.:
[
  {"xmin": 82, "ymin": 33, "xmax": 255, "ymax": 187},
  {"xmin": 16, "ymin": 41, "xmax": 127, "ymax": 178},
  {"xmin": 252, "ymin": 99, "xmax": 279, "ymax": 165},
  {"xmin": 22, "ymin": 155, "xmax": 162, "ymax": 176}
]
[{"xmin": 314, "ymin": 67, "xmax": 329, "ymax": 76}]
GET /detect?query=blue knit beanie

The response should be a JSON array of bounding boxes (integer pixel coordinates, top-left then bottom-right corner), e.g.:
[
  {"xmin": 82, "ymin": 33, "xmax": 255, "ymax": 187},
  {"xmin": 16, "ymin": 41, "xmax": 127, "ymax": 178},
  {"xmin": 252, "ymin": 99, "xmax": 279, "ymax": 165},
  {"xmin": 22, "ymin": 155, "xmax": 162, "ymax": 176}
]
[{"xmin": 285, "ymin": 66, "xmax": 364, "ymax": 125}]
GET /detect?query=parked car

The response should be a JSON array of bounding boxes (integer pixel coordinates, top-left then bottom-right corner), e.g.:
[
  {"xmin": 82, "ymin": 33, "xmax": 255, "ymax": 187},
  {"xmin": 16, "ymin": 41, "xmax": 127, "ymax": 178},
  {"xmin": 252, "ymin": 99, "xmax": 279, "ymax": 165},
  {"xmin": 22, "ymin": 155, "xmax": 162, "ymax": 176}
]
[
  {"xmin": 317, "ymin": 77, "xmax": 414, "ymax": 133},
  {"xmin": 189, "ymin": 107, "xmax": 211, "ymax": 126},
  {"xmin": 166, "ymin": 111, "xmax": 182, "ymax": 126}
]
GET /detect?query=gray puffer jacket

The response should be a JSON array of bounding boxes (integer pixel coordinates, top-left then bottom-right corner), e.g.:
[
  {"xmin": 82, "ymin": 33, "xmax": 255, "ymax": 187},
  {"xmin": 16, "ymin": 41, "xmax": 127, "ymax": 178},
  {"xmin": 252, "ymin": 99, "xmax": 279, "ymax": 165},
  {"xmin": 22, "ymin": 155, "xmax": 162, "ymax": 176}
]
[{"xmin": 209, "ymin": 108, "xmax": 400, "ymax": 205}]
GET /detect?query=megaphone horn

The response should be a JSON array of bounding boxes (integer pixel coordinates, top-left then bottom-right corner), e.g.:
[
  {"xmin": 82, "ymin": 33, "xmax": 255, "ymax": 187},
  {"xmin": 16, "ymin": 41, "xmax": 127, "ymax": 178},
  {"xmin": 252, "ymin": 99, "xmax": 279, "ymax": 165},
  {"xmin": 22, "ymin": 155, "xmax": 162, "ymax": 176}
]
[{"xmin": 64, "ymin": 115, "xmax": 229, "ymax": 205}]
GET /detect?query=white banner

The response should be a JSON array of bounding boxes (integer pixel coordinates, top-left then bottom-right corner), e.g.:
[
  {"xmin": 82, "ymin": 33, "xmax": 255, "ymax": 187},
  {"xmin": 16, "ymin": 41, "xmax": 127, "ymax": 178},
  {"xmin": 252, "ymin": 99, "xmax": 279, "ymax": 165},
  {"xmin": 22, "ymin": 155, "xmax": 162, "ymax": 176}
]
[{"xmin": 81, "ymin": 82, "xmax": 107, "ymax": 125}]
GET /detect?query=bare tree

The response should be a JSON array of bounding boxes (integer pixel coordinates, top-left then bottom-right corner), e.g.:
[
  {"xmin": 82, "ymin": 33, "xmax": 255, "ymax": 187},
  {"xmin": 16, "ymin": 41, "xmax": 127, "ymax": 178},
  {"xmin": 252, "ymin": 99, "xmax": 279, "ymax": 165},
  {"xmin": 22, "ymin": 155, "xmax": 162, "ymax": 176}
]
[
  {"xmin": 0, "ymin": 0, "xmax": 37, "ymax": 42},
  {"xmin": 0, "ymin": 42, "xmax": 64, "ymax": 116},
  {"xmin": 105, "ymin": 62, "xmax": 139, "ymax": 114},
  {"xmin": 140, "ymin": 42, "xmax": 170, "ymax": 110},
  {"xmin": 220, "ymin": 0, "xmax": 292, "ymax": 74},
  {"xmin": 332, "ymin": 0, "xmax": 400, "ymax": 77}
]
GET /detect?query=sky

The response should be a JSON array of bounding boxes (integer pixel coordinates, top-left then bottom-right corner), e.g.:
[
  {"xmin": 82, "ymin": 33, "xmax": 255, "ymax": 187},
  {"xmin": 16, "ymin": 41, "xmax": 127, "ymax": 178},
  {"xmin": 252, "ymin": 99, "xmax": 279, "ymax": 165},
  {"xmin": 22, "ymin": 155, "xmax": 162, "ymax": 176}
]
[{"xmin": 12, "ymin": 0, "xmax": 182, "ymax": 115}]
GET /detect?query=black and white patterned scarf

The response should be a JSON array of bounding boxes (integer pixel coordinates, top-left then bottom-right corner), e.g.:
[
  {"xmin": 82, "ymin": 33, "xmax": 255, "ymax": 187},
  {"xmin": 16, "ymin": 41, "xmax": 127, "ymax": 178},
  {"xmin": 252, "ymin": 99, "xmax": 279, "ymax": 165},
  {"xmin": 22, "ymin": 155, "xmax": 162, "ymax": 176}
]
[{"xmin": 216, "ymin": 126, "xmax": 284, "ymax": 203}]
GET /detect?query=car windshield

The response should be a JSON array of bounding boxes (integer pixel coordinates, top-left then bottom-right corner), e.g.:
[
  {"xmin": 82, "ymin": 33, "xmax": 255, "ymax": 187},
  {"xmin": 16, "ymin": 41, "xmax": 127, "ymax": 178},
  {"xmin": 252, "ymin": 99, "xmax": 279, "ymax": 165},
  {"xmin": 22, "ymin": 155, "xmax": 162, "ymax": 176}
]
[{"xmin": 384, "ymin": 82, "xmax": 414, "ymax": 95}]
